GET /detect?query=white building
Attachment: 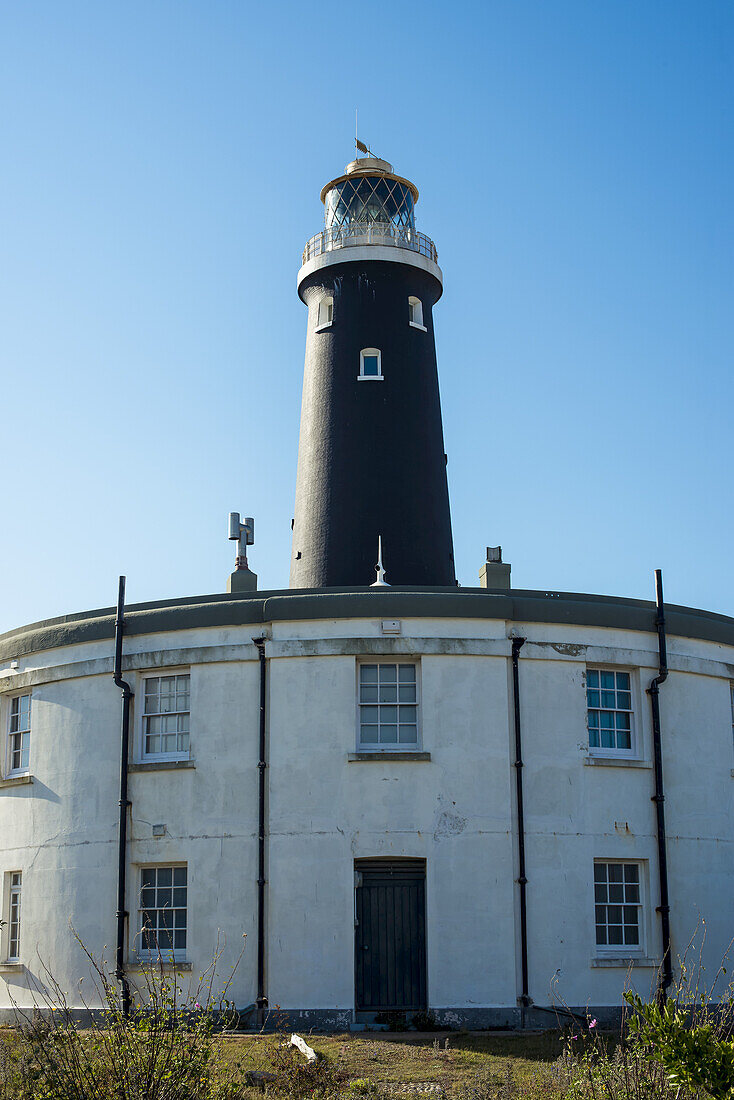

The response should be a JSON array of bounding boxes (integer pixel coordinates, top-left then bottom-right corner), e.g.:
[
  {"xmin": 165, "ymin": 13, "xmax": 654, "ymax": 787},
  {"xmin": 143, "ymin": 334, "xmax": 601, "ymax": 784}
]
[
  {"xmin": 1, "ymin": 155, "xmax": 732, "ymax": 1028},
  {"xmin": 1, "ymin": 588, "xmax": 733, "ymax": 1027}
]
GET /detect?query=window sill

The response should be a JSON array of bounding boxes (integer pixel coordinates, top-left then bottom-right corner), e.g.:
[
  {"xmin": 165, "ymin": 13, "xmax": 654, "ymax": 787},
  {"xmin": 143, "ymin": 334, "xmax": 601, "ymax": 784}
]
[
  {"xmin": 409, "ymin": 321, "xmax": 427, "ymax": 331},
  {"xmin": 348, "ymin": 751, "xmax": 431, "ymax": 762},
  {"xmin": 0, "ymin": 774, "xmax": 33, "ymax": 789},
  {"xmin": 591, "ymin": 957, "xmax": 658, "ymax": 969},
  {"xmin": 127, "ymin": 961, "xmax": 193, "ymax": 972},
  {"xmin": 0, "ymin": 962, "xmax": 25, "ymax": 974},
  {"xmin": 357, "ymin": 375, "xmax": 384, "ymax": 382},
  {"xmin": 314, "ymin": 323, "xmax": 332, "ymax": 333},
  {"xmin": 129, "ymin": 760, "xmax": 195, "ymax": 773},
  {"xmin": 584, "ymin": 756, "xmax": 651, "ymax": 769}
]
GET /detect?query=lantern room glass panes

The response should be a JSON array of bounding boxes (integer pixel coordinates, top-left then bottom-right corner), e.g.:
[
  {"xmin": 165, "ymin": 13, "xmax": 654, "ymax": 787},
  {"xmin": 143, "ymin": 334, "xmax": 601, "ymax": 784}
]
[
  {"xmin": 324, "ymin": 177, "xmax": 415, "ymax": 233},
  {"xmin": 359, "ymin": 663, "xmax": 418, "ymax": 747},
  {"xmin": 143, "ymin": 675, "xmax": 190, "ymax": 758},
  {"xmin": 594, "ymin": 862, "xmax": 641, "ymax": 948},
  {"xmin": 139, "ymin": 866, "xmax": 187, "ymax": 957},
  {"xmin": 587, "ymin": 669, "xmax": 633, "ymax": 752}
]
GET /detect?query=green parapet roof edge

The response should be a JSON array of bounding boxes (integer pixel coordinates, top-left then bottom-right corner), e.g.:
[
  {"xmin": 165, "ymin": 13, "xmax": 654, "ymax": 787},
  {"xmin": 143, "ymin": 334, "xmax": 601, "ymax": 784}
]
[{"xmin": 1, "ymin": 586, "xmax": 733, "ymax": 663}]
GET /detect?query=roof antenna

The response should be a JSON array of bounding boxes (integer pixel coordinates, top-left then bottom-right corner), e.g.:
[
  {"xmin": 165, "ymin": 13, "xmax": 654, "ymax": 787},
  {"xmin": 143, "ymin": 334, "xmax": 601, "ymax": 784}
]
[
  {"xmin": 226, "ymin": 512, "xmax": 258, "ymax": 593},
  {"xmin": 370, "ymin": 535, "xmax": 390, "ymax": 587}
]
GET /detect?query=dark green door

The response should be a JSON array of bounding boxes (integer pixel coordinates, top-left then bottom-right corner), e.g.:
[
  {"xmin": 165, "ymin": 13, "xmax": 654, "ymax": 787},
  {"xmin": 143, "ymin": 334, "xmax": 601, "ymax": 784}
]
[{"xmin": 355, "ymin": 859, "xmax": 427, "ymax": 1011}]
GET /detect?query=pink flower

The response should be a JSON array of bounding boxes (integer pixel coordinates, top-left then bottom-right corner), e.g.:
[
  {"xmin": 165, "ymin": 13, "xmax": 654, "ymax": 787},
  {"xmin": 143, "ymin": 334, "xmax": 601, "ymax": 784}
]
[
  {"xmin": 195, "ymin": 1002, "xmax": 201, "ymax": 1010},
  {"xmin": 589, "ymin": 1019, "xmax": 597, "ymax": 1029},
  {"xmin": 571, "ymin": 1034, "xmax": 578, "ymax": 1040}
]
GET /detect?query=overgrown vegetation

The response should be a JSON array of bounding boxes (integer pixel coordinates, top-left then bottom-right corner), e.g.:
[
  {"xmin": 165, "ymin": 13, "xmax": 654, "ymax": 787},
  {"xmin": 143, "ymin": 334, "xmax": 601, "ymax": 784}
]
[{"xmin": 1, "ymin": 933, "xmax": 732, "ymax": 1099}]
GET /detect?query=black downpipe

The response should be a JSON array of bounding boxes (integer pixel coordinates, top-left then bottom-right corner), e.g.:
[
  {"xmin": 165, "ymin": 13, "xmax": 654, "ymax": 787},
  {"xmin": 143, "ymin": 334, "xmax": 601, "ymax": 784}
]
[
  {"xmin": 254, "ymin": 637, "xmax": 268, "ymax": 1028},
  {"xmin": 113, "ymin": 576, "xmax": 133, "ymax": 1017},
  {"xmin": 511, "ymin": 637, "xmax": 530, "ymax": 1027},
  {"xmin": 647, "ymin": 569, "xmax": 672, "ymax": 999}
]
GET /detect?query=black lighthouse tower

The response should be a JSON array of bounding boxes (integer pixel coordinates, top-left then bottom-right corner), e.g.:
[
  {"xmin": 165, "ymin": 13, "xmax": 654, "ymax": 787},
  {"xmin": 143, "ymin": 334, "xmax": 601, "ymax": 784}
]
[{"xmin": 290, "ymin": 155, "xmax": 455, "ymax": 589}]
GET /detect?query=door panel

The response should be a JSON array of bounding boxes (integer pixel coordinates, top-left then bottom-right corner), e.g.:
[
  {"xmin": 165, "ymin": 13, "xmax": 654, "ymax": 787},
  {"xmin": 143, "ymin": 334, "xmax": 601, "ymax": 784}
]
[{"xmin": 355, "ymin": 859, "xmax": 426, "ymax": 1011}]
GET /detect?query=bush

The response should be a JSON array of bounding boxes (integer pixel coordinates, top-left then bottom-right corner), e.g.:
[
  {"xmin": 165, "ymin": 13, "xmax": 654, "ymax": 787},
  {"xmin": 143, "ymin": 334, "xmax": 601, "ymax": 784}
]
[
  {"xmin": 412, "ymin": 1009, "xmax": 441, "ymax": 1031},
  {"xmin": 8, "ymin": 931, "xmax": 243, "ymax": 1100},
  {"xmin": 625, "ymin": 991, "xmax": 734, "ymax": 1098},
  {"xmin": 374, "ymin": 1010, "xmax": 408, "ymax": 1032}
]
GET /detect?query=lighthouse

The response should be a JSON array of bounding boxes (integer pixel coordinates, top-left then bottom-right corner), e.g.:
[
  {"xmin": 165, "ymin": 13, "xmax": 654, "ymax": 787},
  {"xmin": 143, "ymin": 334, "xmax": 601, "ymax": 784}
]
[{"xmin": 290, "ymin": 154, "xmax": 456, "ymax": 589}]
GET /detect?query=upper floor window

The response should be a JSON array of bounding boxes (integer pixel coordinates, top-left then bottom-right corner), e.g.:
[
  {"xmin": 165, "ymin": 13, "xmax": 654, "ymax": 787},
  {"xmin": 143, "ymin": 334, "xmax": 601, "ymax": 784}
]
[
  {"xmin": 408, "ymin": 296, "xmax": 425, "ymax": 329},
  {"xmin": 316, "ymin": 295, "xmax": 333, "ymax": 329},
  {"xmin": 5, "ymin": 872, "xmax": 22, "ymax": 962},
  {"xmin": 587, "ymin": 669, "xmax": 633, "ymax": 754},
  {"xmin": 359, "ymin": 348, "xmax": 383, "ymax": 381},
  {"xmin": 138, "ymin": 865, "xmax": 187, "ymax": 960},
  {"xmin": 358, "ymin": 662, "xmax": 418, "ymax": 748},
  {"xmin": 142, "ymin": 674, "xmax": 190, "ymax": 760},
  {"xmin": 594, "ymin": 861, "xmax": 642, "ymax": 951},
  {"xmin": 7, "ymin": 694, "xmax": 31, "ymax": 775}
]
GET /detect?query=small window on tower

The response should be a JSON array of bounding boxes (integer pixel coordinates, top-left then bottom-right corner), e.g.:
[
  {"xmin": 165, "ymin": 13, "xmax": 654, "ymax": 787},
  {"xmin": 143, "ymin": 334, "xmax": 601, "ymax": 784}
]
[
  {"xmin": 408, "ymin": 296, "xmax": 425, "ymax": 330},
  {"xmin": 316, "ymin": 296, "xmax": 333, "ymax": 329},
  {"xmin": 359, "ymin": 348, "xmax": 383, "ymax": 381}
]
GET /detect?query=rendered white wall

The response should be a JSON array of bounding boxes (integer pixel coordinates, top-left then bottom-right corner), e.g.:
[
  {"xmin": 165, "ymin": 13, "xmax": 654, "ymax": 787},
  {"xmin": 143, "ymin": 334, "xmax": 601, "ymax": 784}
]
[{"xmin": 0, "ymin": 615, "xmax": 732, "ymax": 1020}]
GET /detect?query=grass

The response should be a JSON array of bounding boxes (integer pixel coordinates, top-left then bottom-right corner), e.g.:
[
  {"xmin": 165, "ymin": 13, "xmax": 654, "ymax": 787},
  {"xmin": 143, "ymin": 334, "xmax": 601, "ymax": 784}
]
[{"xmin": 214, "ymin": 1030, "xmax": 570, "ymax": 1096}]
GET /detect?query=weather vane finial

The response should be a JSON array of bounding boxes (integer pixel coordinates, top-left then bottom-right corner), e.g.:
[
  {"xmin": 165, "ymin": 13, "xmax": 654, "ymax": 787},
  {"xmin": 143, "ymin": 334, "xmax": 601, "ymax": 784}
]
[{"xmin": 370, "ymin": 535, "xmax": 390, "ymax": 587}]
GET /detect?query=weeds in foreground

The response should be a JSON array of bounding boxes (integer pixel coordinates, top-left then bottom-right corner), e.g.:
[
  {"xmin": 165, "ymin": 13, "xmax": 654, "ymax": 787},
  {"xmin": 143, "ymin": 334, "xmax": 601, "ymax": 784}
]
[
  {"xmin": 557, "ymin": 928, "xmax": 734, "ymax": 1100},
  {"xmin": 8, "ymin": 930, "xmax": 244, "ymax": 1100}
]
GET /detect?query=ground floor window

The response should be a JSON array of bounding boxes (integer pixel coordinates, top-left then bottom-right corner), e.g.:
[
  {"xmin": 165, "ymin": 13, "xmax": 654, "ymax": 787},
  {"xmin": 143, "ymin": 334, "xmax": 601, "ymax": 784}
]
[
  {"xmin": 594, "ymin": 861, "xmax": 641, "ymax": 948},
  {"xmin": 7, "ymin": 872, "xmax": 21, "ymax": 961},
  {"xmin": 138, "ymin": 866, "xmax": 187, "ymax": 959}
]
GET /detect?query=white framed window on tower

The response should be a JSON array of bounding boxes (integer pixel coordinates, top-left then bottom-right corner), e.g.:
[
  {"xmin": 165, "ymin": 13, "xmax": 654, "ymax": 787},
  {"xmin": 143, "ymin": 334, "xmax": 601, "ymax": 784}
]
[
  {"xmin": 594, "ymin": 861, "xmax": 644, "ymax": 953},
  {"xmin": 4, "ymin": 872, "xmax": 22, "ymax": 962},
  {"xmin": 316, "ymin": 295, "xmax": 333, "ymax": 330},
  {"xmin": 586, "ymin": 668, "xmax": 635, "ymax": 756},
  {"xmin": 357, "ymin": 661, "xmax": 419, "ymax": 749},
  {"xmin": 140, "ymin": 673, "xmax": 190, "ymax": 761},
  {"xmin": 137, "ymin": 865, "xmax": 188, "ymax": 961},
  {"xmin": 358, "ymin": 348, "xmax": 383, "ymax": 381},
  {"xmin": 6, "ymin": 694, "xmax": 31, "ymax": 776},
  {"xmin": 408, "ymin": 296, "xmax": 426, "ymax": 330}
]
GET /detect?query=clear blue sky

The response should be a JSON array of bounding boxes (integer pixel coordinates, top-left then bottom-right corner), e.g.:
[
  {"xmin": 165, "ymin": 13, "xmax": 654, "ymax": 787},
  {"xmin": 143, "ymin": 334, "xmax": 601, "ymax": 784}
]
[{"xmin": 1, "ymin": 0, "xmax": 732, "ymax": 632}]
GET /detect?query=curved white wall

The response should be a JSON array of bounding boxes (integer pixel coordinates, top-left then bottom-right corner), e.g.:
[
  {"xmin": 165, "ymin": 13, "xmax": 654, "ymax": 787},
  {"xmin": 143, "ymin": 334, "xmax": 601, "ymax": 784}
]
[{"xmin": 1, "ymin": 611, "xmax": 732, "ymax": 1025}]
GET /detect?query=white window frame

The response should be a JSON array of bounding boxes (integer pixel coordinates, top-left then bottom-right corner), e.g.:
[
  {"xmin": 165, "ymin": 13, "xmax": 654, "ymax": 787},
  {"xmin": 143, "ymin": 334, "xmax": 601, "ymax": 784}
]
[
  {"xmin": 4, "ymin": 871, "xmax": 22, "ymax": 962},
  {"xmin": 315, "ymin": 295, "xmax": 333, "ymax": 331},
  {"xmin": 139, "ymin": 671, "xmax": 191, "ymax": 763},
  {"xmin": 136, "ymin": 864, "xmax": 188, "ymax": 962},
  {"xmin": 358, "ymin": 348, "xmax": 383, "ymax": 381},
  {"xmin": 356, "ymin": 660, "xmax": 421, "ymax": 752},
  {"xmin": 593, "ymin": 860, "xmax": 646, "ymax": 957},
  {"xmin": 586, "ymin": 667, "xmax": 637, "ymax": 758},
  {"xmin": 408, "ymin": 296, "xmax": 426, "ymax": 331},
  {"xmin": 6, "ymin": 693, "xmax": 31, "ymax": 777}
]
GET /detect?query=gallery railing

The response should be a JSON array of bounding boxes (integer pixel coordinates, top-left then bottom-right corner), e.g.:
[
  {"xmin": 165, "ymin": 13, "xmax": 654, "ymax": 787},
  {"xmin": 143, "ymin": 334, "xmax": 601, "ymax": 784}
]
[{"xmin": 302, "ymin": 224, "xmax": 438, "ymax": 265}]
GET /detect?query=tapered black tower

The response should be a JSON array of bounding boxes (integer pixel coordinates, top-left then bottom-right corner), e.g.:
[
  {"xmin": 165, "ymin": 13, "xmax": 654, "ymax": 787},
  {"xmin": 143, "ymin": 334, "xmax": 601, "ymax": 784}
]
[{"xmin": 290, "ymin": 155, "xmax": 455, "ymax": 589}]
